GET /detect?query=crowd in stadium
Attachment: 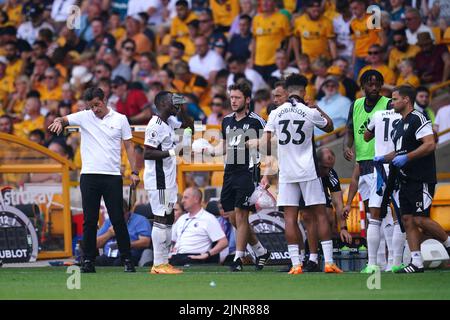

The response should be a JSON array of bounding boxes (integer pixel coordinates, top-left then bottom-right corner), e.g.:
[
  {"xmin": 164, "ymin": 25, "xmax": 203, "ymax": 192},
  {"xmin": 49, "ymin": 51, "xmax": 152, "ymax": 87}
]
[{"xmin": 0, "ymin": 0, "xmax": 450, "ymax": 273}]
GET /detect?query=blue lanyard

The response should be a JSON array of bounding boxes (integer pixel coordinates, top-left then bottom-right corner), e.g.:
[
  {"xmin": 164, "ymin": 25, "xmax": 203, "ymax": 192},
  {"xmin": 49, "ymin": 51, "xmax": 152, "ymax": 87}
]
[{"xmin": 179, "ymin": 217, "xmax": 195, "ymax": 237}]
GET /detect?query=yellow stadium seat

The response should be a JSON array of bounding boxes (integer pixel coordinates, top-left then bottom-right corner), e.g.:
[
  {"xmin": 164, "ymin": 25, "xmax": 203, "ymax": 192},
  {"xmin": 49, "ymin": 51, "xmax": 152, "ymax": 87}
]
[
  {"xmin": 210, "ymin": 171, "xmax": 223, "ymax": 187},
  {"xmin": 342, "ymin": 187, "xmax": 364, "ymax": 234},
  {"xmin": 430, "ymin": 184, "xmax": 450, "ymax": 231}
]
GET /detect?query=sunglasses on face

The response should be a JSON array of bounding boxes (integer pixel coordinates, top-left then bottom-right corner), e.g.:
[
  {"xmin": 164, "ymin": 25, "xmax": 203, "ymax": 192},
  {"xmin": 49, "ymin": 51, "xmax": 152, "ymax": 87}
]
[
  {"xmin": 368, "ymin": 51, "xmax": 380, "ymax": 55},
  {"xmin": 199, "ymin": 19, "xmax": 211, "ymax": 23}
]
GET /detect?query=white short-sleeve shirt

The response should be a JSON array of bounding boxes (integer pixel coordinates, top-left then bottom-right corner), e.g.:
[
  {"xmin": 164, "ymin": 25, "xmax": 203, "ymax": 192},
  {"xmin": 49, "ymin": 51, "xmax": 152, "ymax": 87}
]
[
  {"xmin": 172, "ymin": 209, "xmax": 226, "ymax": 254},
  {"xmin": 67, "ymin": 108, "xmax": 132, "ymax": 175}
]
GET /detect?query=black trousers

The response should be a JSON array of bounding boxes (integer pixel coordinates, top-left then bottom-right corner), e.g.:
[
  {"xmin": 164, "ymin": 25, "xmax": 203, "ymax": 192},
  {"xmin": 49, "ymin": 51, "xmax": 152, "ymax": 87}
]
[
  {"xmin": 169, "ymin": 253, "xmax": 219, "ymax": 266},
  {"xmin": 80, "ymin": 174, "xmax": 131, "ymax": 261}
]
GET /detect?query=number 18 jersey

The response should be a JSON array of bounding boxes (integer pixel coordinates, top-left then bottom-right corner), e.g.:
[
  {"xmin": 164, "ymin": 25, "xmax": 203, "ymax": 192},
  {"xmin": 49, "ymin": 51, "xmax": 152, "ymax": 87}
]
[
  {"xmin": 265, "ymin": 99, "xmax": 328, "ymax": 183},
  {"xmin": 366, "ymin": 109, "xmax": 402, "ymax": 157}
]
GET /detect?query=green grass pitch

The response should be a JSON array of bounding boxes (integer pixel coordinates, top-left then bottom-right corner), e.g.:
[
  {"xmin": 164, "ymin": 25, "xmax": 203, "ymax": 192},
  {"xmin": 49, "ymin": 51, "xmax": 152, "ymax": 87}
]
[{"xmin": 1, "ymin": 266, "xmax": 449, "ymax": 300}]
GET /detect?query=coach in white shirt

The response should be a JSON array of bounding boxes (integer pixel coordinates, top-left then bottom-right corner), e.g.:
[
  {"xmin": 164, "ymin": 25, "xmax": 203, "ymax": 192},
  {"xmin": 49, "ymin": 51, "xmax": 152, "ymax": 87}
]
[
  {"xmin": 48, "ymin": 87, "xmax": 140, "ymax": 273},
  {"xmin": 189, "ymin": 36, "xmax": 226, "ymax": 84},
  {"xmin": 170, "ymin": 187, "xmax": 228, "ymax": 266}
]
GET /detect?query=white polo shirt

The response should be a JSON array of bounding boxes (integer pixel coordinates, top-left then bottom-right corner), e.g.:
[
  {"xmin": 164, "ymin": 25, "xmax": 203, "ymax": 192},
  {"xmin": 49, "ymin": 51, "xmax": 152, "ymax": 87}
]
[
  {"xmin": 172, "ymin": 209, "xmax": 226, "ymax": 254},
  {"xmin": 67, "ymin": 108, "xmax": 132, "ymax": 175}
]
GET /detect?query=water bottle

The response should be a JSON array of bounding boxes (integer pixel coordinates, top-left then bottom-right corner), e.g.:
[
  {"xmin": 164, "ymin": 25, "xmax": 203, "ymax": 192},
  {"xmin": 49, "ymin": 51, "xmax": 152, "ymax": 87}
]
[
  {"xmin": 183, "ymin": 127, "xmax": 192, "ymax": 147},
  {"xmin": 74, "ymin": 242, "xmax": 81, "ymax": 262},
  {"xmin": 340, "ymin": 246, "xmax": 350, "ymax": 272},
  {"xmin": 358, "ymin": 245, "xmax": 368, "ymax": 271}
]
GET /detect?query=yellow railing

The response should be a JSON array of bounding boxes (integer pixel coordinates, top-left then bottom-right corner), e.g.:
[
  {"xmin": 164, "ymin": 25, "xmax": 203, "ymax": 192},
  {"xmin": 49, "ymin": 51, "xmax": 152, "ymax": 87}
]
[
  {"xmin": 430, "ymin": 80, "xmax": 450, "ymax": 99},
  {"xmin": 0, "ymin": 133, "xmax": 76, "ymax": 259}
]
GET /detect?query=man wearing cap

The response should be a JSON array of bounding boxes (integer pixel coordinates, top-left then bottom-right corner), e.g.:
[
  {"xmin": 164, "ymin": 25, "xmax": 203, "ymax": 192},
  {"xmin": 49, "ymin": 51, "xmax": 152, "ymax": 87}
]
[
  {"xmin": 112, "ymin": 76, "xmax": 150, "ymax": 125},
  {"xmin": 315, "ymin": 76, "xmax": 351, "ymax": 139},
  {"xmin": 414, "ymin": 32, "xmax": 450, "ymax": 85},
  {"xmin": 47, "ymin": 87, "xmax": 141, "ymax": 273},
  {"xmin": 17, "ymin": 3, "xmax": 54, "ymax": 45}
]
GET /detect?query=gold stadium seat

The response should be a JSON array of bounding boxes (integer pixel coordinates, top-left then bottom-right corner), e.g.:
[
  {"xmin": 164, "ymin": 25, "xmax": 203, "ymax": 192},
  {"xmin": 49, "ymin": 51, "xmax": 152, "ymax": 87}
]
[
  {"xmin": 430, "ymin": 184, "xmax": 450, "ymax": 232},
  {"xmin": 210, "ymin": 171, "xmax": 223, "ymax": 187}
]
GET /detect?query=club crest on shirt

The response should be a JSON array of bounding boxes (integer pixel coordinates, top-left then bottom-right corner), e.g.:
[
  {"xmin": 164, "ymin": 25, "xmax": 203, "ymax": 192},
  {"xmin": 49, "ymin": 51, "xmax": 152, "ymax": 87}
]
[
  {"xmin": 243, "ymin": 124, "xmax": 250, "ymax": 131},
  {"xmin": 403, "ymin": 123, "xmax": 409, "ymax": 131}
]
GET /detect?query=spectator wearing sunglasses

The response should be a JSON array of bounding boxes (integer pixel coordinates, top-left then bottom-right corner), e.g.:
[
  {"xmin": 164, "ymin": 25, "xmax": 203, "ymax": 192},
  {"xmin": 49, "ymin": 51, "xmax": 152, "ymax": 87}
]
[
  {"xmin": 388, "ymin": 29, "xmax": 420, "ymax": 73},
  {"xmin": 358, "ymin": 44, "xmax": 396, "ymax": 87},
  {"xmin": 120, "ymin": 39, "xmax": 137, "ymax": 70}
]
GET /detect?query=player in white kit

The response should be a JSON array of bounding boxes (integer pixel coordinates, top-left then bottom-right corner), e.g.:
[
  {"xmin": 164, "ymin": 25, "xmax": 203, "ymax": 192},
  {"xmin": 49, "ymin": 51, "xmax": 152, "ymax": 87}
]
[
  {"xmin": 260, "ymin": 74, "xmax": 342, "ymax": 274},
  {"xmin": 363, "ymin": 108, "xmax": 406, "ymax": 273},
  {"xmin": 143, "ymin": 91, "xmax": 193, "ymax": 274}
]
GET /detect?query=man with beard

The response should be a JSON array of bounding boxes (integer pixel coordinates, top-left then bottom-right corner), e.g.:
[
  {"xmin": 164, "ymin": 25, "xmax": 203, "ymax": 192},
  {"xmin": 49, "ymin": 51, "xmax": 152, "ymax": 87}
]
[
  {"xmin": 343, "ymin": 70, "xmax": 391, "ymax": 211},
  {"xmin": 210, "ymin": 82, "xmax": 271, "ymax": 272}
]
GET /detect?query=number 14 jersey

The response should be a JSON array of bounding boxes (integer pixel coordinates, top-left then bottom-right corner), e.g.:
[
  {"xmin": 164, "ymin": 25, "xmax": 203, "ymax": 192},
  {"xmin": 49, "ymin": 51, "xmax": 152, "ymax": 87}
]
[{"xmin": 265, "ymin": 98, "xmax": 328, "ymax": 183}]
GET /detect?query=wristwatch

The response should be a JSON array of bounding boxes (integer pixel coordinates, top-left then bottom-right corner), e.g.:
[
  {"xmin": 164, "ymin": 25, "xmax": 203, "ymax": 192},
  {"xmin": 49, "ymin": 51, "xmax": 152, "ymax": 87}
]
[
  {"xmin": 131, "ymin": 171, "xmax": 139, "ymax": 176},
  {"xmin": 341, "ymin": 226, "xmax": 348, "ymax": 231}
]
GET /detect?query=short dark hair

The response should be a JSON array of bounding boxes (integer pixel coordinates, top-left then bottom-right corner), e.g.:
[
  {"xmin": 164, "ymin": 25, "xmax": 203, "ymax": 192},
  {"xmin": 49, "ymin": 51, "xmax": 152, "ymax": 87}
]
[
  {"xmin": 97, "ymin": 60, "xmax": 112, "ymax": 72},
  {"xmin": 29, "ymin": 129, "xmax": 45, "ymax": 141},
  {"xmin": 360, "ymin": 69, "xmax": 384, "ymax": 86},
  {"xmin": 239, "ymin": 14, "xmax": 252, "ymax": 23},
  {"xmin": 273, "ymin": 80, "xmax": 287, "ymax": 89},
  {"xmin": 416, "ymin": 85, "xmax": 429, "ymax": 95},
  {"xmin": 228, "ymin": 82, "xmax": 252, "ymax": 99},
  {"xmin": 227, "ymin": 55, "xmax": 246, "ymax": 65},
  {"xmin": 27, "ymin": 90, "xmax": 41, "ymax": 99},
  {"xmin": 285, "ymin": 74, "xmax": 308, "ymax": 90},
  {"xmin": 170, "ymin": 40, "xmax": 185, "ymax": 51},
  {"xmin": 392, "ymin": 29, "xmax": 407, "ymax": 38},
  {"xmin": 254, "ymin": 89, "xmax": 271, "ymax": 102},
  {"xmin": 176, "ymin": 0, "xmax": 189, "ymax": 7},
  {"xmin": 393, "ymin": 85, "xmax": 416, "ymax": 105},
  {"xmin": 154, "ymin": 91, "xmax": 172, "ymax": 109},
  {"xmin": 83, "ymin": 87, "xmax": 105, "ymax": 101}
]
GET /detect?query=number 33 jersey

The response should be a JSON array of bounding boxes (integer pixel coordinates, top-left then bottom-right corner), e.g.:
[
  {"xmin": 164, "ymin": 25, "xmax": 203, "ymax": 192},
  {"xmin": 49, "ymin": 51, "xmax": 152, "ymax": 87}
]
[
  {"xmin": 366, "ymin": 109, "xmax": 402, "ymax": 157},
  {"xmin": 265, "ymin": 99, "xmax": 328, "ymax": 183}
]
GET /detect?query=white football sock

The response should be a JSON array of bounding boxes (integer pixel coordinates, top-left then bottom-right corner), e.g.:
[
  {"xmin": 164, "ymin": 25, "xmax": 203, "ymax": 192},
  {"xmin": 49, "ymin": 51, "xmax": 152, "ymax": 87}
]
[
  {"xmin": 411, "ymin": 251, "xmax": 424, "ymax": 268},
  {"xmin": 377, "ymin": 238, "xmax": 387, "ymax": 268},
  {"xmin": 443, "ymin": 236, "xmax": 450, "ymax": 248},
  {"xmin": 309, "ymin": 253, "xmax": 318, "ymax": 263},
  {"xmin": 288, "ymin": 244, "xmax": 301, "ymax": 267},
  {"xmin": 392, "ymin": 222, "xmax": 406, "ymax": 265},
  {"xmin": 234, "ymin": 251, "xmax": 244, "ymax": 261},
  {"xmin": 165, "ymin": 225, "xmax": 172, "ymax": 253},
  {"xmin": 367, "ymin": 219, "xmax": 381, "ymax": 265},
  {"xmin": 384, "ymin": 220, "xmax": 394, "ymax": 267},
  {"xmin": 251, "ymin": 241, "xmax": 267, "ymax": 257},
  {"xmin": 300, "ymin": 249, "xmax": 305, "ymax": 263},
  {"xmin": 152, "ymin": 223, "xmax": 168, "ymax": 266},
  {"xmin": 321, "ymin": 240, "xmax": 334, "ymax": 264},
  {"xmin": 377, "ymin": 218, "xmax": 387, "ymax": 268}
]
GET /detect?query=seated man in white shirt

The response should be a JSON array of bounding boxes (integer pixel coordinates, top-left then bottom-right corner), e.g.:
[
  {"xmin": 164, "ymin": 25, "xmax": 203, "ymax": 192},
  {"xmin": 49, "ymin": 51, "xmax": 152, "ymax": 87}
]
[
  {"xmin": 189, "ymin": 36, "xmax": 226, "ymax": 84},
  {"xmin": 170, "ymin": 187, "xmax": 228, "ymax": 266}
]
